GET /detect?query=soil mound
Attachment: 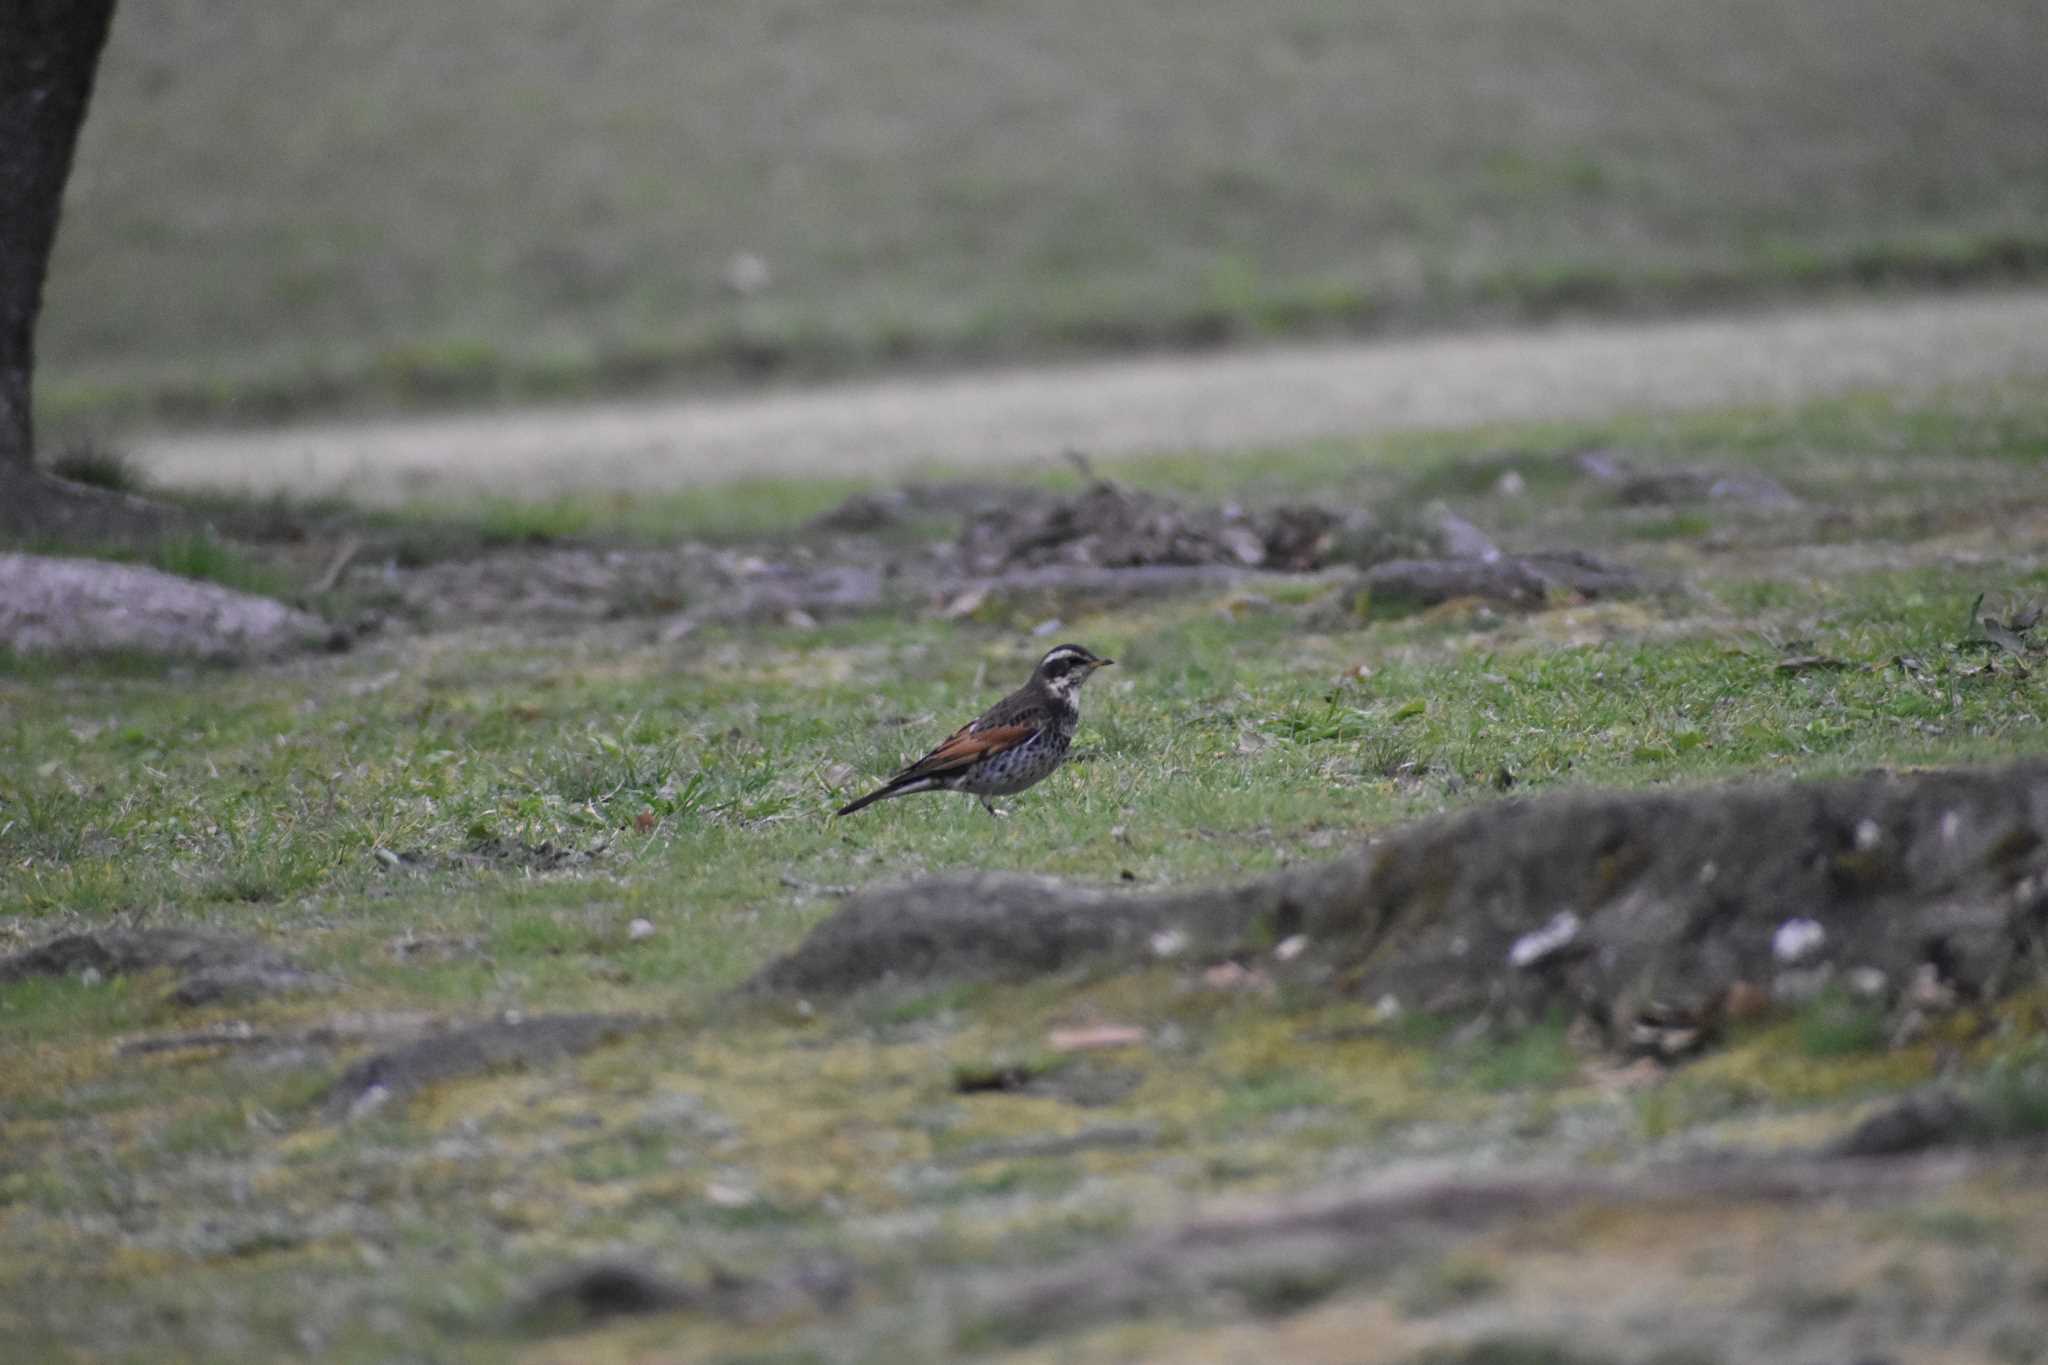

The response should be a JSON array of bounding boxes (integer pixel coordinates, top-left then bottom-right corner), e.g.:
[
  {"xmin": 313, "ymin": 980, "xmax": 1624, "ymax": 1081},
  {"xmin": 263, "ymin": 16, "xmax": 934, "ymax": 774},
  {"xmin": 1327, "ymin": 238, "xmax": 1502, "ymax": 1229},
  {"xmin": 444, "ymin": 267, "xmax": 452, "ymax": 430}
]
[
  {"xmin": 0, "ymin": 929, "xmax": 323, "ymax": 1005},
  {"xmin": 750, "ymin": 762, "xmax": 2048, "ymax": 1054}
]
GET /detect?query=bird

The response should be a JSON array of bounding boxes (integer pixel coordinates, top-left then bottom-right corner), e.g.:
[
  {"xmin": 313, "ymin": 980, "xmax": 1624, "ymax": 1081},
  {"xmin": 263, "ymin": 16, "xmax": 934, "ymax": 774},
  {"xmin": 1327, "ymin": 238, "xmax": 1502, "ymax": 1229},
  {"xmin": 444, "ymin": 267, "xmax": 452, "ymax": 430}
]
[{"xmin": 836, "ymin": 643, "xmax": 1114, "ymax": 818}]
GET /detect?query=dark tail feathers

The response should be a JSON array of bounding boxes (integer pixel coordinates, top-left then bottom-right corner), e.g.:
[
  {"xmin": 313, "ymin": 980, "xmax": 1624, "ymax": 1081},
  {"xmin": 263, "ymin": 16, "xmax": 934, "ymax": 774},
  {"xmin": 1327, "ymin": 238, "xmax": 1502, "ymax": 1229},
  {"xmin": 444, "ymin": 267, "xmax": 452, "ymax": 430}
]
[
  {"xmin": 834, "ymin": 777, "xmax": 935, "ymax": 817},
  {"xmin": 834, "ymin": 787, "xmax": 893, "ymax": 817}
]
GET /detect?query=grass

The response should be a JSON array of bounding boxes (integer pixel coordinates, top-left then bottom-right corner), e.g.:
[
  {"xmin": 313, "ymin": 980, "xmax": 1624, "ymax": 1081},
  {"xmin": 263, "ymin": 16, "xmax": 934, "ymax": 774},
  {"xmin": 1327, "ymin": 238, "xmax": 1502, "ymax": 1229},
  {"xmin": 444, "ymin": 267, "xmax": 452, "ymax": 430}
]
[
  {"xmin": 35, "ymin": 1, "xmax": 2048, "ymax": 427},
  {"xmin": 1796, "ymin": 989, "xmax": 1892, "ymax": 1059},
  {"xmin": 46, "ymin": 439, "xmax": 146, "ymax": 493},
  {"xmin": 7, "ymin": 528, "xmax": 297, "ymax": 600},
  {"xmin": 394, "ymin": 376, "xmax": 2048, "ymax": 549},
  {"xmin": 3, "ymin": 382, "xmax": 2048, "ymax": 1360}
]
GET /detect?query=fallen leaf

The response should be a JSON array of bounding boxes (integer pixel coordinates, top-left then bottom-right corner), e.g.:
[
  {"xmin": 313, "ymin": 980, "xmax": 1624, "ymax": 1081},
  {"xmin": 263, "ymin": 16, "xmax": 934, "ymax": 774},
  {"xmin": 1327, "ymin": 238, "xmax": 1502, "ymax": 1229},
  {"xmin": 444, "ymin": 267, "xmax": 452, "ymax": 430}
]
[
  {"xmin": 1202, "ymin": 962, "xmax": 1273, "ymax": 993},
  {"xmin": 1586, "ymin": 1057, "xmax": 1667, "ymax": 1092},
  {"xmin": 1047, "ymin": 1025, "xmax": 1146, "ymax": 1053},
  {"xmin": 940, "ymin": 588, "xmax": 987, "ymax": 619}
]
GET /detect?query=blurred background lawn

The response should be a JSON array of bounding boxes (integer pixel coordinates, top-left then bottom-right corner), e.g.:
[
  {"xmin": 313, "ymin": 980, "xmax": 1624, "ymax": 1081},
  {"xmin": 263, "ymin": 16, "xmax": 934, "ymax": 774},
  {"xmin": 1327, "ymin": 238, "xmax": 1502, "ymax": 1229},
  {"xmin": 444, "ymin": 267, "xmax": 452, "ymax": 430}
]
[{"xmin": 39, "ymin": 0, "xmax": 2048, "ymax": 429}]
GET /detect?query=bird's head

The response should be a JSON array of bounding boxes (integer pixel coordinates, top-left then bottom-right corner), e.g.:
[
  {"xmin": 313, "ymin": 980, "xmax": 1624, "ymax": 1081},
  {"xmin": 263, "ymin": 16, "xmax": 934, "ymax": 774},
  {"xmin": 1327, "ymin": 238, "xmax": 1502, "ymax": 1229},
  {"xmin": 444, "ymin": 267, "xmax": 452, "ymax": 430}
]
[{"xmin": 1034, "ymin": 643, "xmax": 1113, "ymax": 701}]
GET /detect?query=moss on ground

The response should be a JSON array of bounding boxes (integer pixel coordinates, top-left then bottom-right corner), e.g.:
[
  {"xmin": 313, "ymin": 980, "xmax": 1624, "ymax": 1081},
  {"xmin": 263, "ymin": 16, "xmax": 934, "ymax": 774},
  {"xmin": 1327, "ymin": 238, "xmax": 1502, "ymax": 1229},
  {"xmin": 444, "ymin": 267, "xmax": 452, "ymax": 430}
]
[{"xmin": 3, "ymin": 382, "xmax": 2048, "ymax": 1360}]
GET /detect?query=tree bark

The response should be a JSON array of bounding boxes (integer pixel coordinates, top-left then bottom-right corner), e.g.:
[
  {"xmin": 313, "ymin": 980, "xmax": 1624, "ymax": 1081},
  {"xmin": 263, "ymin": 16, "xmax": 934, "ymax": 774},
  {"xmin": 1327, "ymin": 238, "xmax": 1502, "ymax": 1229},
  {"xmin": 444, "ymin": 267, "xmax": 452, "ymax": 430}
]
[{"xmin": 0, "ymin": 0, "xmax": 119, "ymax": 480}]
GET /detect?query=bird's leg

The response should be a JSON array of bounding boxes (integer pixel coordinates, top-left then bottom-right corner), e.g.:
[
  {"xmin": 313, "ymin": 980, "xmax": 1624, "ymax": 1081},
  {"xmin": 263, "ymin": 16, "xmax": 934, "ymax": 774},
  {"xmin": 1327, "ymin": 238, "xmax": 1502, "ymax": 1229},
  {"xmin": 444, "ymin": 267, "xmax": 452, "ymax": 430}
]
[{"xmin": 979, "ymin": 797, "xmax": 1007, "ymax": 819}]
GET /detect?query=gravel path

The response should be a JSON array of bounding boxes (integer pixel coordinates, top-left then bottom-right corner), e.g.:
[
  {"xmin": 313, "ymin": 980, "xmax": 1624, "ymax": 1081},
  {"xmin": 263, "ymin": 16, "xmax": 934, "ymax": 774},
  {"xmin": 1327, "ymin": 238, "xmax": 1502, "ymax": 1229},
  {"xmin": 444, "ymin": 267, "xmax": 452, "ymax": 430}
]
[{"xmin": 133, "ymin": 289, "xmax": 2048, "ymax": 504}]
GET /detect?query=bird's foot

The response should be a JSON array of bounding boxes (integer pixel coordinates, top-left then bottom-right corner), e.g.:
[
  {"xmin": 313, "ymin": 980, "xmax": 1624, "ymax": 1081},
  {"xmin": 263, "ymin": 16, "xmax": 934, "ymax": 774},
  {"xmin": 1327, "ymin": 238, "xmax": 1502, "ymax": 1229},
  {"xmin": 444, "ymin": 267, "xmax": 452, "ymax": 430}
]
[{"xmin": 980, "ymin": 799, "xmax": 1009, "ymax": 819}]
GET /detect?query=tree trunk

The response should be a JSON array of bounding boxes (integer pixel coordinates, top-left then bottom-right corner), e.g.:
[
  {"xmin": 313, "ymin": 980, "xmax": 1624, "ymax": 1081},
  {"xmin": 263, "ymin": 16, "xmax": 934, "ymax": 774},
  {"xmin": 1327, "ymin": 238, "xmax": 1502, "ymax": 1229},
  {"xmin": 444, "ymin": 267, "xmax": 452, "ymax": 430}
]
[{"xmin": 0, "ymin": 0, "xmax": 119, "ymax": 482}]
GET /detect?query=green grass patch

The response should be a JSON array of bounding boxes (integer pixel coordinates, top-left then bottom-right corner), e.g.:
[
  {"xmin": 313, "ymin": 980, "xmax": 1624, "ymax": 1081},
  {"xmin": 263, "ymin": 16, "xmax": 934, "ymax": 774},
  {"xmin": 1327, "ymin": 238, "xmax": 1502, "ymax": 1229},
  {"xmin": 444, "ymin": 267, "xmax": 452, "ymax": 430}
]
[
  {"xmin": 3, "ymin": 383, "xmax": 2048, "ymax": 1361},
  {"xmin": 1439, "ymin": 1013, "xmax": 1582, "ymax": 1093},
  {"xmin": 45, "ymin": 439, "xmax": 146, "ymax": 493},
  {"xmin": 1796, "ymin": 989, "xmax": 1892, "ymax": 1059},
  {"xmin": 2, "ymin": 528, "xmax": 299, "ymax": 601}
]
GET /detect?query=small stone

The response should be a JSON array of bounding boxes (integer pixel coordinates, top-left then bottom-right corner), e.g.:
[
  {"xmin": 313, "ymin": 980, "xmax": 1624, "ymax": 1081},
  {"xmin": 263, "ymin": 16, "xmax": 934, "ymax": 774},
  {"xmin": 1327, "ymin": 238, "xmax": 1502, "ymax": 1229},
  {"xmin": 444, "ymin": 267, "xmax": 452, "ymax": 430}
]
[
  {"xmin": 627, "ymin": 918, "xmax": 656, "ymax": 942},
  {"xmin": 1854, "ymin": 818, "xmax": 1882, "ymax": 851},
  {"xmin": 78, "ymin": 966, "xmax": 102, "ymax": 987},
  {"xmin": 783, "ymin": 608, "xmax": 818, "ymax": 630},
  {"xmin": 1149, "ymin": 929, "xmax": 1188, "ymax": 959},
  {"xmin": 1220, "ymin": 526, "xmax": 1267, "ymax": 566},
  {"xmin": 1372, "ymin": 994, "xmax": 1403, "ymax": 1024},
  {"xmin": 1773, "ymin": 917, "xmax": 1827, "ymax": 965},
  {"xmin": 1030, "ymin": 617, "xmax": 1064, "ymax": 637},
  {"xmin": 1508, "ymin": 912, "xmax": 1581, "ymax": 969},
  {"xmin": 1494, "ymin": 470, "xmax": 1527, "ymax": 497},
  {"xmin": 1273, "ymin": 934, "xmax": 1309, "ymax": 962},
  {"xmin": 1846, "ymin": 966, "xmax": 1889, "ymax": 1000}
]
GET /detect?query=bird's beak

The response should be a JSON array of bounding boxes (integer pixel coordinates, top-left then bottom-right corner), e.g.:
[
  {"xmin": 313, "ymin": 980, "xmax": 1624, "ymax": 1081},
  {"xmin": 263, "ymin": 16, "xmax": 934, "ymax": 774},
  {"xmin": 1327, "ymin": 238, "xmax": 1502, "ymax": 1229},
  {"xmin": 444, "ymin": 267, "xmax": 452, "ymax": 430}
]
[{"xmin": 1092, "ymin": 657, "xmax": 1114, "ymax": 668}]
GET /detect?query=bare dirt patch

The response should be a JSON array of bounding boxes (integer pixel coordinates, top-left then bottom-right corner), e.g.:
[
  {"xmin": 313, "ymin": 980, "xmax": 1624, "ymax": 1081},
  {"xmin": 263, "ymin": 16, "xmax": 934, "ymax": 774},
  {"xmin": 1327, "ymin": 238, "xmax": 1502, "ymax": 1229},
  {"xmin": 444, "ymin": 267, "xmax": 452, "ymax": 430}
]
[
  {"xmin": 0, "ymin": 928, "xmax": 325, "ymax": 1006},
  {"xmin": 361, "ymin": 473, "xmax": 1644, "ymax": 633},
  {"xmin": 125, "ymin": 292, "xmax": 2048, "ymax": 502},
  {"xmin": 750, "ymin": 760, "xmax": 2048, "ymax": 1060}
]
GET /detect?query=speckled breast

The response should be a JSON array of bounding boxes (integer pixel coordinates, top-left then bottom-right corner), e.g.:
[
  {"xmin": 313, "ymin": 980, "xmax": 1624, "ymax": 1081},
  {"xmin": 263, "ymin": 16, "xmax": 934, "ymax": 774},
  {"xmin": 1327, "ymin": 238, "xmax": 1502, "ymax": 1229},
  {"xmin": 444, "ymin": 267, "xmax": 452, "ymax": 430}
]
[{"xmin": 958, "ymin": 725, "xmax": 1073, "ymax": 795}]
